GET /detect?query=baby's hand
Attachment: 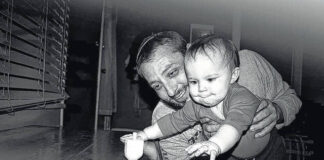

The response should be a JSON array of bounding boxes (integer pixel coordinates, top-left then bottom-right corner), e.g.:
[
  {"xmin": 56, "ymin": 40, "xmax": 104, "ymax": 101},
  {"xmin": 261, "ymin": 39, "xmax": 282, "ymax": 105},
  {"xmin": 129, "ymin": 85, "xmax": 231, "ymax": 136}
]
[
  {"xmin": 120, "ymin": 133, "xmax": 133, "ymax": 143},
  {"xmin": 120, "ymin": 131, "xmax": 148, "ymax": 143},
  {"xmin": 185, "ymin": 141, "xmax": 221, "ymax": 160}
]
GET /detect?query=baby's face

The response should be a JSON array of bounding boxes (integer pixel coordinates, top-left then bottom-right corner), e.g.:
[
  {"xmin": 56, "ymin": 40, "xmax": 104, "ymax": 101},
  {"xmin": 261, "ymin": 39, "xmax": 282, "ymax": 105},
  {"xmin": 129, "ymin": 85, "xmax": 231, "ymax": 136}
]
[{"xmin": 185, "ymin": 53, "xmax": 234, "ymax": 107}]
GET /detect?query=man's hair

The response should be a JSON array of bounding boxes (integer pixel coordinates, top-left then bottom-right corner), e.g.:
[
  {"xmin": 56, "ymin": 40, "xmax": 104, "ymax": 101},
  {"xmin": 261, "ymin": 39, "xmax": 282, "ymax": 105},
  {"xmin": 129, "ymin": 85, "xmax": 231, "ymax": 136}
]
[
  {"xmin": 136, "ymin": 31, "xmax": 187, "ymax": 76},
  {"xmin": 185, "ymin": 34, "xmax": 240, "ymax": 70}
]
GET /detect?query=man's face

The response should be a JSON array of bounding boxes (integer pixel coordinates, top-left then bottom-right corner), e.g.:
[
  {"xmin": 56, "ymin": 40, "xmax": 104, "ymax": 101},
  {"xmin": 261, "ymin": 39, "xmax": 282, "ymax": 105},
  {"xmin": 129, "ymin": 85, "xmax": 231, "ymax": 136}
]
[
  {"xmin": 139, "ymin": 47, "xmax": 189, "ymax": 109},
  {"xmin": 185, "ymin": 53, "xmax": 237, "ymax": 107}
]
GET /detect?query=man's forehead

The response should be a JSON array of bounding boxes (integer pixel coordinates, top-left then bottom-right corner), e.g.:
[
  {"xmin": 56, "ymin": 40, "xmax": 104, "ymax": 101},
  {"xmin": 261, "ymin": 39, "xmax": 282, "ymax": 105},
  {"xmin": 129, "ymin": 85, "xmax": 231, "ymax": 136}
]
[
  {"xmin": 150, "ymin": 46, "xmax": 184, "ymax": 65},
  {"xmin": 153, "ymin": 46, "xmax": 183, "ymax": 58}
]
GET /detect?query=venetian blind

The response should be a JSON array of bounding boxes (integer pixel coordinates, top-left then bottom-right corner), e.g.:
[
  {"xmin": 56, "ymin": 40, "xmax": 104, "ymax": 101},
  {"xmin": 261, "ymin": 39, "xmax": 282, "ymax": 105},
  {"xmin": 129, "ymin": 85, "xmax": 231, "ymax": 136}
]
[{"xmin": 0, "ymin": 0, "xmax": 69, "ymax": 113}]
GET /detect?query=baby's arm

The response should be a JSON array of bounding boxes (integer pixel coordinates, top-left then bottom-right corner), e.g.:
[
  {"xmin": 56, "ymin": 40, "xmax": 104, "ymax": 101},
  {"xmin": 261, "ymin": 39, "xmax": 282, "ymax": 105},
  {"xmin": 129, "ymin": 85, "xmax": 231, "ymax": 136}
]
[
  {"xmin": 120, "ymin": 123, "xmax": 164, "ymax": 142},
  {"xmin": 121, "ymin": 101, "xmax": 199, "ymax": 142},
  {"xmin": 142, "ymin": 123, "xmax": 164, "ymax": 140},
  {"xmin": 186, "ymin": 124, "xmax": 240, "ymax": 160}
]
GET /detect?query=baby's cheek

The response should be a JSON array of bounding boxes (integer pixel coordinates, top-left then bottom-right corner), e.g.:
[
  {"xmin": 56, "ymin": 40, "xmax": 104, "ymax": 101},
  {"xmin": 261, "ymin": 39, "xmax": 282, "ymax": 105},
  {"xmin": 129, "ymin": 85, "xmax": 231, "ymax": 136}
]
[
  {"xmin": 191, "ymin": 96, "xmax": 201, "ymax": 104},
  {"xmin": 188, "ymin": 86, "xmax": 197, "ymax": 96}
]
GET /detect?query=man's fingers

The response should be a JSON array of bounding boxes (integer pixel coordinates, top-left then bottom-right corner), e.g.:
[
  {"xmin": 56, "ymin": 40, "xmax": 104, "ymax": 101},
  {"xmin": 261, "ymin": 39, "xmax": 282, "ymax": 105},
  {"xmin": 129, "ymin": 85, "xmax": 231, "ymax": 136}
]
[
  {"xmin": 253, "ymin": 106, "xmax": 271, "ymax": 124},
  {"xmin": 210, "ymin": 150, "xmax": 217, "ymax": 160},
  {"xmin": 255, "ymin": 121, "xmax": 276, "ymax": 138},
  {"xmin": 251, "ymin": 112, "xmax": 272, "ymax": 131},
  {"xmin": 256, "ymin": 100, "xmax": 268, "ymax": 112},
  {"xmin": 251, "ymin": 99, "xmax": 278, "ymax": 135}
]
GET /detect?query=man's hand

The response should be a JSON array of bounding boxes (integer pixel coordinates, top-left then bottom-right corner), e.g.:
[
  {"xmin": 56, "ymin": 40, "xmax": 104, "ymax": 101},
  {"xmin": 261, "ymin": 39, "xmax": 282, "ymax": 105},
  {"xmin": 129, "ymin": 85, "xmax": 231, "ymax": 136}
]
[{"xmin": 250, "ymin": 99, "xmax": 283, "ymax": 137}]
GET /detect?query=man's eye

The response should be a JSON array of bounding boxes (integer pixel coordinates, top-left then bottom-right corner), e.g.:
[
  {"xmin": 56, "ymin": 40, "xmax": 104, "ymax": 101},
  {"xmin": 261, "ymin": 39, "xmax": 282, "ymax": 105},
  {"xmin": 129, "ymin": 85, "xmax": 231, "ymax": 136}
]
[
  {"xmin": 168, "ymin": 69, "xmax": 178, "ymax": 77},
  {"xmin": 152, "ymin": 84, "xmax": 162, "ymax": 90}
]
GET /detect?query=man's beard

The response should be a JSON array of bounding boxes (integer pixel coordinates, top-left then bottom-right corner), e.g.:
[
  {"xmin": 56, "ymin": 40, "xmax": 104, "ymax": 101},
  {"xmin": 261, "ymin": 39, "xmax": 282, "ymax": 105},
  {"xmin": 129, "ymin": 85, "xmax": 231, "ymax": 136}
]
[
  {"xmin": 161, "ymin": 99, "xmax": 185, "ymax": 110},
  {"xmin": 160, "ymin": 84, "xmax": 188, "ymax": 110}
]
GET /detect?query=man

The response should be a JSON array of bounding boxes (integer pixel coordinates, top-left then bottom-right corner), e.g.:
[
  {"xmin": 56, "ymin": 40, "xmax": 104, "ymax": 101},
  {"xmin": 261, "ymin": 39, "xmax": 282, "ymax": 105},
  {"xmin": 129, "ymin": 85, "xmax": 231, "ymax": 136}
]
[{"xmin": 135, "ymin": 31, "xmax": 301, "ymax": 160}]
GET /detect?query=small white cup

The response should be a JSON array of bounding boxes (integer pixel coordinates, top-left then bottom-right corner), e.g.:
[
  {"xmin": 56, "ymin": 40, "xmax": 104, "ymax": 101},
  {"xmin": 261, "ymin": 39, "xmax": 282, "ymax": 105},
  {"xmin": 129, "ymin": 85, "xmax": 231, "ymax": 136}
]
[{"xmin": 124, "ymin": 133, "xmax": 144, "ymax": 160}]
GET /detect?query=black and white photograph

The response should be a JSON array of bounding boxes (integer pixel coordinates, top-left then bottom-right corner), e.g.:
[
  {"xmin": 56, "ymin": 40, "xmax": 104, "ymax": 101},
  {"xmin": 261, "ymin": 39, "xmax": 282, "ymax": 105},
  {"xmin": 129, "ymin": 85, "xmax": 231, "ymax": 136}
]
[{"xmin": 0, "ymin": 0, "xmax": 323, "ymax": 159}]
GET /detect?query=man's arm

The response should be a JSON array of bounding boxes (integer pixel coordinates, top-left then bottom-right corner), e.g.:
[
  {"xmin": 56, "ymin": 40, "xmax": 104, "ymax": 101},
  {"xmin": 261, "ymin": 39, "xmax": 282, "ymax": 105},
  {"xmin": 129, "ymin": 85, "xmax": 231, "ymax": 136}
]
[
  {"xmin": 238, "ymin": 50, "xmax": 302, "ymax": 136},
  {"xmin": 142, "ymin": 123, "xmax": 164, "ymax": 140}
]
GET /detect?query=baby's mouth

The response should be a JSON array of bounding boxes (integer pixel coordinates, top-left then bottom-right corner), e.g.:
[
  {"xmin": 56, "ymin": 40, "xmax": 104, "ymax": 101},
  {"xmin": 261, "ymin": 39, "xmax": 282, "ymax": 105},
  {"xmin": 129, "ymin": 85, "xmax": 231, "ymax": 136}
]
[{"xmin": 198, "ymin": 94, "xmax": 210, "ymax": 99}]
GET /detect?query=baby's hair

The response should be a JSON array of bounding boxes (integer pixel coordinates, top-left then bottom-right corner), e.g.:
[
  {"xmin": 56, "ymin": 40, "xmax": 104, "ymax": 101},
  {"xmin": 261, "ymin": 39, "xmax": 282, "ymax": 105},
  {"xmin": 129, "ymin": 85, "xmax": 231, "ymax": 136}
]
[{"xmin": 185, "ymin": 34, "xmax": 240, "ymax": 70}]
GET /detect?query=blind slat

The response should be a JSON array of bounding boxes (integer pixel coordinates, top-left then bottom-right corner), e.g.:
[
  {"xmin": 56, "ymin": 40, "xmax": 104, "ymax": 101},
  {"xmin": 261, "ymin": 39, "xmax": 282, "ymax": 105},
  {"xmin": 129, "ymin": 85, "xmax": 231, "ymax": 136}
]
[
  {"xmin": 46, "ymin": 51, "xmax": 62, "ymax": 68},
  {"xmin": 0, "ymin": 22, "xmax": 42, "ymax": 48},
  {"xmin": 0, "ymin": 11, "xmax": 42, "ymax": 38},
  {"xmin": 46, "ymin": 63, "xmax": 60, "ymax": 77},
  {"xmin": 1, "ymin": 46, "xmax": 62, "ymax": 72},
  {"xmin": 1, "ymin": 48, "xmax": 42, "ymax": 69},
  {"xmin": 0, "ymin": 90, "xmax": 64, "ymax": 100},
  {"xmin": 0, "ymin": 98, "xmax": 64, "ymax": 110},
  {"xmin": 0, "ymin": 61, "xmax": 42, "ymax": 80},
  {"xmin": 0, "ymin": 33, "xmax": 42, "ymax": 58},
  {"xmin": 0, "ymin": 61, "xmax": 60, "ymax": 85},
  {"xmin": 7, "ymin": 0, "xmax": 43, "ymax": 26},
  {"xmin": 1, "ymin": 75, "xmax": 42, "ymax": 90},
  {"xmin": 48, "ymin": 24, "xmax": 63, "ymax": 38},
  {"xmin": 0, "ymin": 76, "xmax": 60, "ymax": 93},
  {"xmin": 6, "ymin": 47, "xmax": 62, "ymax": 70},
  {"xmin": 47, "ymin": 37, "xmax": 62, "ymax": 52}
]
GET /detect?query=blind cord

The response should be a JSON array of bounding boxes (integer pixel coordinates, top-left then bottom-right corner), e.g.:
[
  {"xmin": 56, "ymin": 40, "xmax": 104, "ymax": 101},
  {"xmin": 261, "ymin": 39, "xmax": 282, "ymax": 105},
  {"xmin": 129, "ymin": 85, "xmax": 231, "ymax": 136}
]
[{"xmin": 6, "ymin": 0, "xmax": 14, "ymax": 115}]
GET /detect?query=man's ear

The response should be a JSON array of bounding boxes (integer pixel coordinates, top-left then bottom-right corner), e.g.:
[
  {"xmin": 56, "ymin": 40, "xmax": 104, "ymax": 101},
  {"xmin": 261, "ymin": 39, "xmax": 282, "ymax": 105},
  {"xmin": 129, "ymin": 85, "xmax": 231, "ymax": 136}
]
[{"xmin": 230, "ymin": 67, "xmax": 240, "ymax": 83}]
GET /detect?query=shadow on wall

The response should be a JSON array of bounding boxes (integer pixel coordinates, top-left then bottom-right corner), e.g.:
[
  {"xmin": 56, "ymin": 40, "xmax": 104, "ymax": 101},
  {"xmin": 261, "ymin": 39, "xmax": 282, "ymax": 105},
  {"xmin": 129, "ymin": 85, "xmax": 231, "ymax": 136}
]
[{"xmin": 64, "ymin": 41, "xmax": 99, "ymax": 131}]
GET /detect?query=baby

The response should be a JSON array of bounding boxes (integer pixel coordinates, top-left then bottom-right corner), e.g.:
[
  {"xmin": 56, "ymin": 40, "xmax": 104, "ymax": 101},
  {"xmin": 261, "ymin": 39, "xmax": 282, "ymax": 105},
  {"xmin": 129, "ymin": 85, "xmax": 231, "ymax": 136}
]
[{"xmin": 122, "ymin": 35, "xmax": 270, "ymax": 160}]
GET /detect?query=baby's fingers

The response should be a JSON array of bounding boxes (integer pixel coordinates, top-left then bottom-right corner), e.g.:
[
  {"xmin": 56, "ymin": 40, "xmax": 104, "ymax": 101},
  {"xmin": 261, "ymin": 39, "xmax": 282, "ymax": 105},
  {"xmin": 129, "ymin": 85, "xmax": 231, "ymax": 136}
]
[
  {"xmin": 210, "ymin": 150, "xmax": 217, "ymax": 160},
  {"xmin": 185, "ymin": 143, "xmax": 201, "ymax": 154},
  {"xmin": 120, "ymin": 134, "xmax": 133, "ymax": 143},
  {"xmin": 186, "ymin": 144, "xmax": 209, "ymax": 158},
  {"xmin": 192, "ymin": 145, "xmax": 209, "ymax": 157}
]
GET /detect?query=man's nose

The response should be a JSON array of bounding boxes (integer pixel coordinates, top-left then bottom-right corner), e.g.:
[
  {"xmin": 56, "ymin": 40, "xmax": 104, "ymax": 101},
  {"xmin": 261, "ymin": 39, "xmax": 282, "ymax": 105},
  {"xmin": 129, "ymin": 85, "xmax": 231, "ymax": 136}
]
[{"xmin": 164, "ymin": 83, "xmax": 176, "ymax": 97}]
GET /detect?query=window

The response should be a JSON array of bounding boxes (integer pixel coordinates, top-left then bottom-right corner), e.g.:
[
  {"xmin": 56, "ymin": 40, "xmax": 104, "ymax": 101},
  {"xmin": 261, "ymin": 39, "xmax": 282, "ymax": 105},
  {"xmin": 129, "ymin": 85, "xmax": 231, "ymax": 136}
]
[{"xmin": 0, "ymin": 0, "xmax": 69, "ymax": 113}]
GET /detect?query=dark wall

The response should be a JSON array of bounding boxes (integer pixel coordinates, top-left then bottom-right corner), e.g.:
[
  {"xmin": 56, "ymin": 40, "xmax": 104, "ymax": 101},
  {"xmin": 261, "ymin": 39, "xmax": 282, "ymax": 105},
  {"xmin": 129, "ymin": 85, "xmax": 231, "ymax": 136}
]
[{"xmin": 64, "ymin": 0, "xmax": 101, "ymax": 130}]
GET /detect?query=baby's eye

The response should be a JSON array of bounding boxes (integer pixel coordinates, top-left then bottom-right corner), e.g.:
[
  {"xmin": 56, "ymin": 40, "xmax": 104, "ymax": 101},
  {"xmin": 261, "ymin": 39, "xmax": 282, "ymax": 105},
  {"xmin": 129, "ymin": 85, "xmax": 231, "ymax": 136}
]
[
  {"xmin": 207, "ymin": 78, "xmax": 216, "ymax": 82},
  {"xmin": 189, "ymin": 80, "xmax": 197, "ymax": 85}
]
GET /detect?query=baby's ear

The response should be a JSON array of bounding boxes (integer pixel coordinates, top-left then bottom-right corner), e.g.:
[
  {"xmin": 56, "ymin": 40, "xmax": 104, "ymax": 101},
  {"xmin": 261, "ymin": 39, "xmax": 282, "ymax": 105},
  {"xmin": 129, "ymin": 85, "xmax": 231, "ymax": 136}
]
[{"xmin": 230, "ymin": 67, "xmax": 240, "ymax": 83}]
